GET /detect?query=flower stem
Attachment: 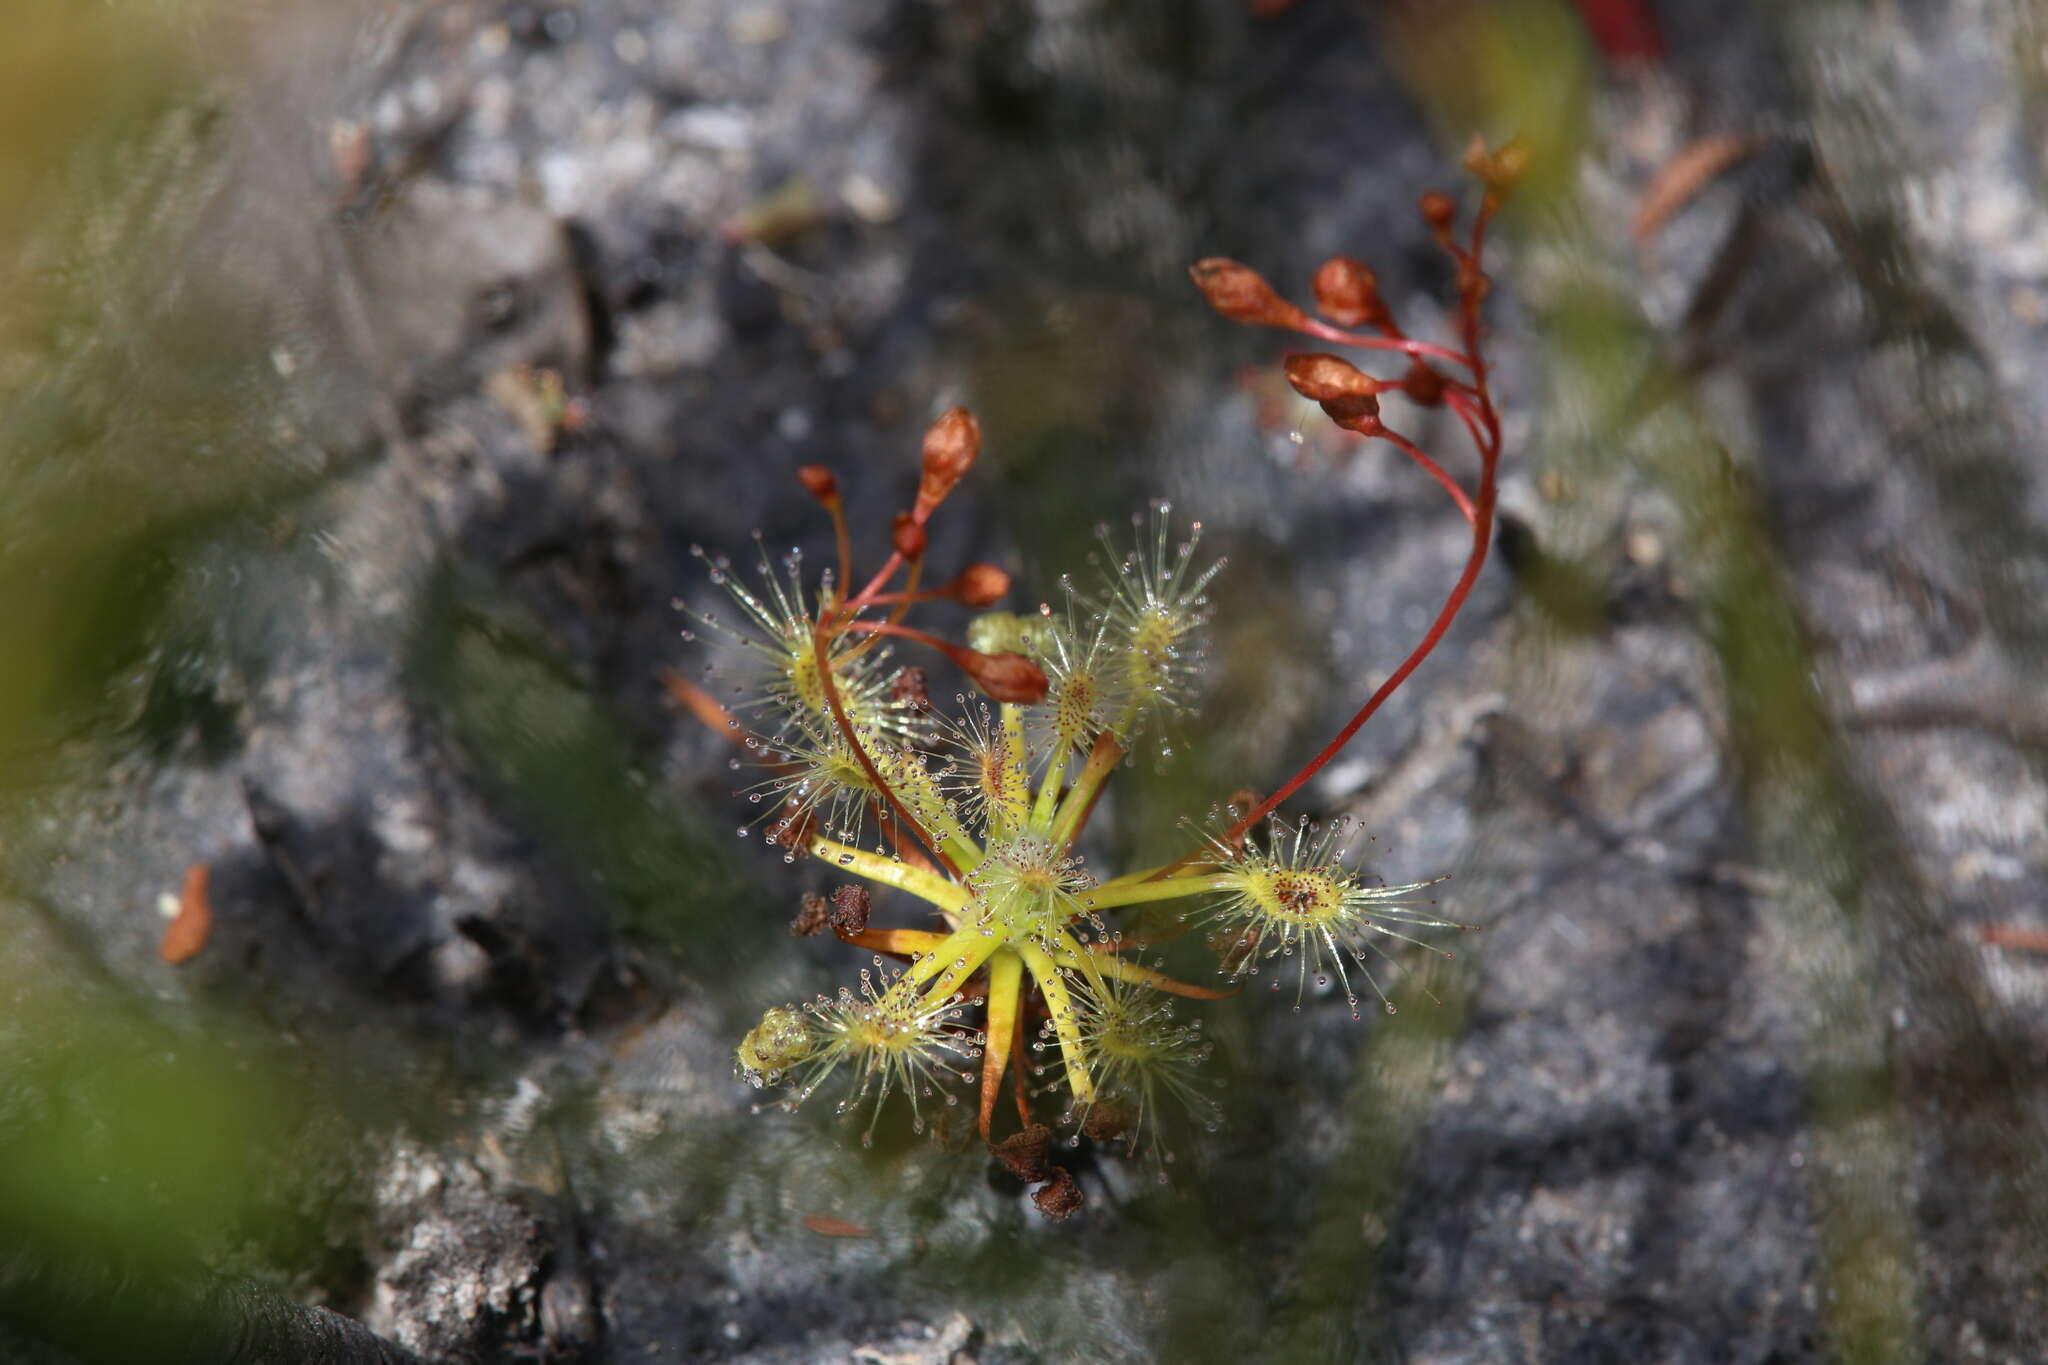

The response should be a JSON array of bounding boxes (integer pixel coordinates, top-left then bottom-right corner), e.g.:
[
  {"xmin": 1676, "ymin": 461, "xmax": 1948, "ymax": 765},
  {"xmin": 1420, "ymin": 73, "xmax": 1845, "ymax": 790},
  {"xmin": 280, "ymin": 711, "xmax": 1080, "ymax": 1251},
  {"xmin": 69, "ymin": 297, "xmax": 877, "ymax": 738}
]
[{"xmin": 810, "ymin": 621, "xmax": 961, "ymax": 878}]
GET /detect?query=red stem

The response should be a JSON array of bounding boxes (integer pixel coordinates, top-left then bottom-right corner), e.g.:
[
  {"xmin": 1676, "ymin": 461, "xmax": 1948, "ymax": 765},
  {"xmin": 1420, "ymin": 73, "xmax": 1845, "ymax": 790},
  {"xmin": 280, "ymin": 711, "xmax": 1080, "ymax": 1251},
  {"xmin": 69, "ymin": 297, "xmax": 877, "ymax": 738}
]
[
  {"xmin": 810, "ymin": 621, "xmax": 961, "ymax": 878},
  {"xmin": 1158, "ymin": 197, "xmax": 1504, "ymax": 876},
  {"xmin": 839, "ymin": 618, "xmax": 980, "ymax": 671},
  {"xmin": 1200, "ymin": 437, "xmax": 1497, "ymax": 856},
  {"xmin": 1294, "ymin": 317, "xmax": 1472, "ymax": 368},
  {"xmin": 836, "ymin": 551, "xmax": 906, "ymax": 623},
  {"xmin": 1381, "ymin": 426, "xmax": 1477, "ymax": 526}
]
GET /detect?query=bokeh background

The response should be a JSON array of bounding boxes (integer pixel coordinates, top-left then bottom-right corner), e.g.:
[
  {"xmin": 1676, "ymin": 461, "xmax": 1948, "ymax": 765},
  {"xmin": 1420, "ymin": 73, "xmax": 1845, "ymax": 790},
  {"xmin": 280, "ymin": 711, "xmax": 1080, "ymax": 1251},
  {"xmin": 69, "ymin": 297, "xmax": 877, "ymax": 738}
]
[{"xmin": 5, "ymin": 1, "xmax": 2048, "ymax": 1361}]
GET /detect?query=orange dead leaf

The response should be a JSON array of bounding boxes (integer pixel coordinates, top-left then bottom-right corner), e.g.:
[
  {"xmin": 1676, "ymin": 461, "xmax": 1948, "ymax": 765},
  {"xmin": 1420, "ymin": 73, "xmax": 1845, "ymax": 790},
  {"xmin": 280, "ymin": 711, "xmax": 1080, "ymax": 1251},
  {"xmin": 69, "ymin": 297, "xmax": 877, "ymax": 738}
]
[
  {"xmin": 159, "ymin": 862, "xmax": 213, "ymax": 965},
  {"xmin": 1633, "ymin": 132, "xmax": 1762, "ymax": 244},
  {"xmin": 660, "ymin": 668, "xmax": 753, "ymax": 749},
  {"xmin": 802, "ymin": 1214, "xmax": 871, "ymax": 1238},
  {"xmin": 842, "ymin": 927, "xmax": 950, "ymax": 958},
  {"xmin": 1983, "ymin": 925, "xmax": 2048, "ymax": 953}
]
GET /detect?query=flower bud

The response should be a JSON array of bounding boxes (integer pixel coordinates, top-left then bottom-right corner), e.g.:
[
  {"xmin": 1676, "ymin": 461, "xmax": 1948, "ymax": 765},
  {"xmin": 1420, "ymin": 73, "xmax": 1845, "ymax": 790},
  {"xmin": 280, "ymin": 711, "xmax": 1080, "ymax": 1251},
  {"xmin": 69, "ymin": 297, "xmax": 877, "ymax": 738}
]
[
  {"xmin": 1462, "ymin": 134, "xmax": 1530, "ymax": 197},
  {"xmin": 916, "ymin": 407, "xmax": 981, "ymax": 517},
  {"xmin": 949, "ymin": 562, "xmax": 1011, "ymax": 608},
  {"xmin": 1420, "ymin": 190, "xmax": 1457, "ymax": 233},
  {"xmin": 1401, "ymin": 360, "xmax": 1446, "ymax": 407},
  {"xmin": 961, "ymin": 649, "xmax": 1049, "ymax": 704},
  {"xmin": 1284, "ymin": 353, "xmax": 1380, "ymax": 403},
  {"xmin": 1188, "ymin": 258, "xmax": 1307, "ymax": 329},
  {"xmin": 892, "ymin": 511, "xmax": 928, "ymax": 560},
  {"xmin": 737, "ymin": 1005, "xmax": 817, "ymax": 1081},
  {"xmin": 797, "ymin": 464, "xmax": 839, "ymax": 504},
  {"xmin": 1311, "ymin": 255, "xmax": 1387, "ymax": 328},
  {"xmin": 1457, "ymin": 257, "xmax": 1491, "ymax": 304}
]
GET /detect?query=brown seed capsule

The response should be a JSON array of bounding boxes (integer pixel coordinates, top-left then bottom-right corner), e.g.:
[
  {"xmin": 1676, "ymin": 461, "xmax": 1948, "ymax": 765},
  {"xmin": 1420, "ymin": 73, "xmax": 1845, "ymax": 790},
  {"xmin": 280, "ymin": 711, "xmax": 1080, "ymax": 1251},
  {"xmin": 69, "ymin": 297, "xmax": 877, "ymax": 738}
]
[
  {"xmin": 1284, "ymin": 353, "xmax": 1381, "ymax": 403},
  {"xmin": 1318, "ymin": 393, "xmax": 1382, "ymax": 436},
  {"xmin": 892, "ymin": 511, "xmax": 928, "ymax": 561},
  {"xmin": 1081, "ymin": 1097, "xmax": 1137, "ymax": 1147},
  {"xmin": 960, "ymin": 650, "xmax": 1049, "ymax": 704},
  {"xmin": 1188, "ymin": 258, "xmax": 1308, "ymax": 329},
  {"xmin": 767, "ymin": 803, "xmax": 817, "ymax": 851},
  {"xmin": 1207, "ymin": 925, "xmax": 1261, "ymax": 975},
  {"xmin": 916, "ymin": 407, "xmax": 982, "ymax": 516},
  {"xmin": 792, "ymin": 891, "xmax": 832, "ymax": 936},
  {"xmin": 1311, "ymin": 255, "xmax": 1387, "ymax": 328},
  {"xmin": 828, "ymin": 884, "xmax": 871, "ymax": 937},
  {"xmin": 889, "ymin": 665, "xmax": 932, "ymax": 712},
  {"xmin": 1457, "ymin": 258, "xmax": 1491, "ymax": 303},
  {"xmin": 992, "ymin": 1123, "xmax": 1054, "ymax": 1182},
  {"xmin": 1031, "ymin": 1167, "xmax": 1084, "ymax": 1221},
  {"xmin": 1420, "ymin": 190, "xmax": 1457, "ymax": 233},
  {"xmin": 1401, "ymin": 360, "xmax": 1446, "ymax": 407},
  {"xmin": 949, "ymin": 562, "xmax": 1011, "ymax": 608},
  {"xmin": 797, "ymin": 464, "xmax": 839, "ymax": 504}
]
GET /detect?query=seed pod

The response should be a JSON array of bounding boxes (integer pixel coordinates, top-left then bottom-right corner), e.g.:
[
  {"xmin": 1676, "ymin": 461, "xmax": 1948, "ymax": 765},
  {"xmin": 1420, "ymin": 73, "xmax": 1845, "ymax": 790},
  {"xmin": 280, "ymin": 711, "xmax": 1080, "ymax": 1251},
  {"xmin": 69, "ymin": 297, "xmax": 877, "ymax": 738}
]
[
  {"xmin": 960, "ymin": 649, "xmax": 1049, "ymax": 704},
  {"xmin": 1031, "ymin": 1167, "xmax": 1084, "ymax": 1220},
  {"xmin": 892, "ymin": 511, "xmax": 928, "ymax": 561},
  {"xmin": 949, "ymin": 562, "xmax": 1010, "ymax": 608},
  {"xmin": 889, "ymin": 665, "xmax": 932, "ymax": 712},
  {"xmin": 797, "ymin": 464, "xmax": 839, "ymax": 504},
  {"xmin": 1401, "ymin": 360, "xmax": 1446, "ymax": 407},
  {"xmin": 1311, "ymin": 255, "xmax": 1387, "ymax": 328},
  {"xmin": 827, "ymin": 884, "xmax": 871, "ymax": 936},
  {"xmin": 916, "ymin": 407, "xmax": 981, "ymax": 517},
  {"xmin": 1318, "ymin": 393, "xmax": 1381, "ymax": 436},
  {"xmin": 791, "ymin": 891, "xmax": 831, "ymax": 936},
  {"xmin": 766, "ymin": 802, "xmax": 818, "ymax": 851},
  {"xmin": 1188, "ymin": 258, "xmax": 1308, "ymax": 329},
  {"xmin": 1081, "ymin": 1097, "xmax": 1137, "ymax": 1147},
  {"xmin": 992, "ymin": 1123, "xmax": 1054, "ymax": 1182},
  {"xmin": 1284, "ymin": 353, "xmax": 1380, "ymax": 403},
  {"xmin": 1206, "ymin": 925, "xmax": 1261, "ymax": 975}
]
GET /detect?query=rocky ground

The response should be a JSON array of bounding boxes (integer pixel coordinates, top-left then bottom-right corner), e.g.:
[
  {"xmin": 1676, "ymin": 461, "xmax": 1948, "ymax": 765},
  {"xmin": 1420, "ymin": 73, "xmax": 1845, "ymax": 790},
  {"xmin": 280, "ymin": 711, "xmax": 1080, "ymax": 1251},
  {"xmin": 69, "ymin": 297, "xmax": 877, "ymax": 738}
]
[{"xmin": 3, "ymin": 1, "xmax": 2047, "ymax": 1362}]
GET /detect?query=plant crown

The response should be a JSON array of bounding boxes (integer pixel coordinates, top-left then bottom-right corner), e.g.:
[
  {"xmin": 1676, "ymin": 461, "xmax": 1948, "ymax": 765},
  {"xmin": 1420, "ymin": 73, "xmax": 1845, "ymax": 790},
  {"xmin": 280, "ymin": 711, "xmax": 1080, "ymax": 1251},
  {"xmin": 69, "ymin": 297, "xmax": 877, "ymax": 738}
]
[{"xmin": 674, "ymin": 144, "xmax": 1521, "ymax": 1214}]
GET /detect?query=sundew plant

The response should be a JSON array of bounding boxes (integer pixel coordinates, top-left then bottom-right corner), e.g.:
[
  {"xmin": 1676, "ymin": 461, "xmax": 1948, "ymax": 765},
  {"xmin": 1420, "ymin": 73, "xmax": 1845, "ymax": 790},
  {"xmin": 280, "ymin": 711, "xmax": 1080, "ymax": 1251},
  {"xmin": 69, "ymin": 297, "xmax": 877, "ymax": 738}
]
[{"xmin": 675, "ymin": 147, "xmax": 1521, "ymax": 1217}]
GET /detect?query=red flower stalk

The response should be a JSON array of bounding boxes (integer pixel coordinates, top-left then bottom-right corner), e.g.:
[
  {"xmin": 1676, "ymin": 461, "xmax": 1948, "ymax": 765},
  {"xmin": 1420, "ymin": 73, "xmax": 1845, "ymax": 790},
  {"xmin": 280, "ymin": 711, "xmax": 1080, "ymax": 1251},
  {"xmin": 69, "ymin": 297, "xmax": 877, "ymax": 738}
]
[{"xmin": 1183, "ymin": 146, "xmax": 1519, "ymax": 864}]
